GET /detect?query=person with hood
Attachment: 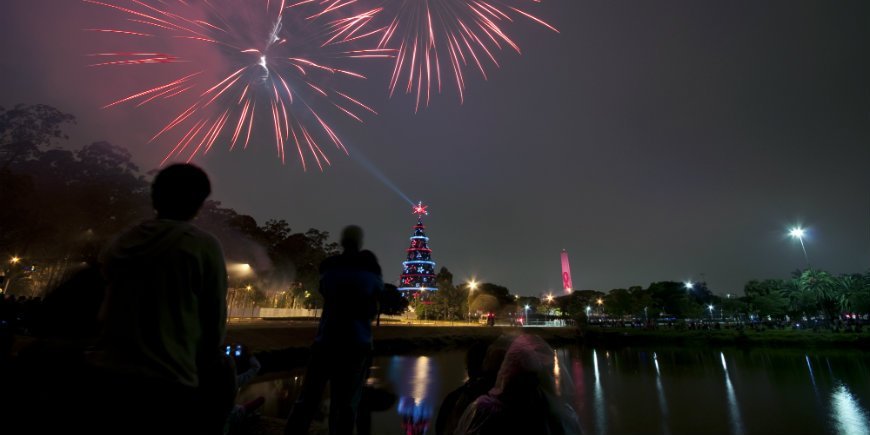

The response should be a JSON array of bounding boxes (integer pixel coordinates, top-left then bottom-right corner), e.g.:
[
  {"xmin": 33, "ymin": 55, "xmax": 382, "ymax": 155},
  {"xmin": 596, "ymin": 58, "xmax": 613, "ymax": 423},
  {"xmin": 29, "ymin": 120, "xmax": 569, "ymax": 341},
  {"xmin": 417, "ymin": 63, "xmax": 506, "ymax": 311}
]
[
  {"xmin": 455, "ymin": 334, "xmax": 582, "ymax": 435},
  {"xmin": 436, "ymin": 335, "xmax": 515, "ymax": 435},
  {"xmin": 94, "ymin": 163, "xmax": 230, "ymax": 434},
  {"xmin": 285, "ymin": 225, "xmax": 384, "ymax": 435}
]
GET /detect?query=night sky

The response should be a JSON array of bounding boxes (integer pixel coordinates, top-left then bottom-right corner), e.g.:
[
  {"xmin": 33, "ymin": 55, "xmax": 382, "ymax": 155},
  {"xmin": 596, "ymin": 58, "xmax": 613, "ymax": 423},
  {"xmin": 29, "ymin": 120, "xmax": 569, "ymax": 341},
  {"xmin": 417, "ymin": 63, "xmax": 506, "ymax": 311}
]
[{"xmin": 2, "ymin": 0, "xmax": 870, "ymax": 296}]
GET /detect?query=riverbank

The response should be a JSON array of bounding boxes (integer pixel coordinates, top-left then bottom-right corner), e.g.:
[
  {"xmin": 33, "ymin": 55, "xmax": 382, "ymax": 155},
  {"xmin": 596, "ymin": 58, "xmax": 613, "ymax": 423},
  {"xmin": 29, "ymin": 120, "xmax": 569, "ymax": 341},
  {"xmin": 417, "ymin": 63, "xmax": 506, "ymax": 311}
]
[
  {"xmin": 225, "ymin": 321, "xmax": 577, "ymax": 370},
  {"xmin": 226, "ymin": 321, "xmax": 870, "ymax": 435},
  {"xmin": 226, "ymin": 320, "xmax": 870, "ymax": 361}
]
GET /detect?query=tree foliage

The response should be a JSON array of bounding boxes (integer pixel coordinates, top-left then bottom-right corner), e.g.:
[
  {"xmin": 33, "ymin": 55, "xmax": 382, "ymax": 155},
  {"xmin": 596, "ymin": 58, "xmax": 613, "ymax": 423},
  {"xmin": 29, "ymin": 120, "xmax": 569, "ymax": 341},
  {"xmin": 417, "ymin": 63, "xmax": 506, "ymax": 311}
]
[
  {"xmin": 1, "ymin": 104, "xmax": 76, "ymax": 169},
  {"xmin": 0, "ymin": 103, "xmax": 340, "ymax": 302},
  {"xmin": 379, "ymin": 283, "xmax": 409, "ymax": 316}
]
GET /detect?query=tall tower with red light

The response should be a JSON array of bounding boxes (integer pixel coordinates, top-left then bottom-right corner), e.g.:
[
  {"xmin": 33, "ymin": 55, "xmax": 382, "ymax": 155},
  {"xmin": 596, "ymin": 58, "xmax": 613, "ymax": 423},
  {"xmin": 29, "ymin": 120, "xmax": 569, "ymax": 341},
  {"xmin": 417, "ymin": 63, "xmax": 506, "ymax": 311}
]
[
  {"xmin": 398, "ymin": 202, "xmax": 438, "ymax": 295},
  {"xmin": 561, "ymin": 249, "xmax": 573, "ymax": 293}
]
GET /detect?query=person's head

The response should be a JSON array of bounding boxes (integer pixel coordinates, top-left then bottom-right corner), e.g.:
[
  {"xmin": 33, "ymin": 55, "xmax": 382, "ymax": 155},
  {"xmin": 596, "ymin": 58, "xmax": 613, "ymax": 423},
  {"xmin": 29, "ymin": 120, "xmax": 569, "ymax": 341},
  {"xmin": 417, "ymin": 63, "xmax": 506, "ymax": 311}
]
[
  {"xmin": 491, "ymin": 334, "xmax": 557, "ymax": 403},
  {"xmin": 482, "ymin": 334, "xmax": 515, "ymax": 376},
  {"xmin": 464, "ymin": 339, "xmax": 492, "ymax": 380},
  {"xmin": 151, "ymin": 163, "xmax": 211, "ymax": 221},
  {"xmin": 340, "ymin": 225, "xmax": 364, "ymax": 253}
]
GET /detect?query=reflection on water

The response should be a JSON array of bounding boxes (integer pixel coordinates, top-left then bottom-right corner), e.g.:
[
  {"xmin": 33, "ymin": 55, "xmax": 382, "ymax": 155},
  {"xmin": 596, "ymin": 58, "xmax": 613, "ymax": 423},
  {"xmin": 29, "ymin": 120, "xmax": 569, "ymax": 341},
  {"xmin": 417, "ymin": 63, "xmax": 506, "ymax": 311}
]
[
  {"xmin": 398, "ymin": 396, "xmax": 431, "ymax": 435},
  {"xmin": 591, "ymin": 349, "xmax": 606, "ymax": 435},
  {"xmin": 393, "ymin": 356, "xmax": 435, "ymax": 434},
  {"xmin": 654, "ymin": 352, "xmax": 670, "ymax": 435},
  {"xmin": 719, "ymin": 352, "xmax": 743, "ymax": 435},
  {"xmin": 832, "ymin": 383, "xmax": 870, "ymax": 435},
  {"xmin": 240, "ymin": 346, "xmax": 870, "ymax": 435}
]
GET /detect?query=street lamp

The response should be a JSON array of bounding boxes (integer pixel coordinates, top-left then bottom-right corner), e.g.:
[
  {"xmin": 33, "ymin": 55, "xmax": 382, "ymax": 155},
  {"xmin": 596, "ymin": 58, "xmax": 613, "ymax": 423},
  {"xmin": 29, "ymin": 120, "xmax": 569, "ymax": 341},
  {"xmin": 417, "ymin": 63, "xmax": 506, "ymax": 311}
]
[
  {"xmin": 684, "ymin": 281, "xmax": 694, "ymax": 291},
  {"xmin": 467, "ymin": 280, "xmax": 478, "ymax": 323},
  {"xmin": 524, "ymin": 304, "xmax": 530, "ymax": 326},
  {"xmin": 788, "ymin": 226, "xmax": 810, "ymax": 269},
  {"xmin": 245, "ymin": 285, "xmax": 256, "ymax": 317},
  {"xmin": 2, "ymin": 256, "xmax": 22, "ymax": 293},
  {"xmin": 708, "ymin": 304, "xmax": 714, "ymax": 321}
]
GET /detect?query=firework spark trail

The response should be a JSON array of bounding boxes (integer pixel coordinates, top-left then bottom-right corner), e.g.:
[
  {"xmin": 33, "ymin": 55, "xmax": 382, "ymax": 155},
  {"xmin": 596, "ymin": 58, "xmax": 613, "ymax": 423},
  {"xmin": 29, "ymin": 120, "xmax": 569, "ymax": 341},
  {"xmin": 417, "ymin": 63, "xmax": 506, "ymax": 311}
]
[
  {"xmin": 316, "ymin": 0, "xmax": 558, "ymax": 111},
  {"xmin": 86, "ymin": 0, "xmax": 391, "ymax": 169}
]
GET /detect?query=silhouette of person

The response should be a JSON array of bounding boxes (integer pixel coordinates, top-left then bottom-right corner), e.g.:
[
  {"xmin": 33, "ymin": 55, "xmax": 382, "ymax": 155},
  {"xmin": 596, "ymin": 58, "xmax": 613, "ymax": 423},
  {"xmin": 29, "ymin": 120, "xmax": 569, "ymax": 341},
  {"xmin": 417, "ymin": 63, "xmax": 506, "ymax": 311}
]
[
  {"xmin": 436, "ymin": 335, "xmax": 515, "ymax": 435},
  {"xmin": 224, "ymin": 348, "xmax": 265, "ymax": 434},
  {"xmin": 92, "ymin": 163, "xmax": 230, "ymax": 434},
  {"xmin": 285, "ymin": 225, "xmax": 384, "ymax": 435},
  {"xmin": 455, "ymin": 334, "xmax": 581, "ymax": 435}
]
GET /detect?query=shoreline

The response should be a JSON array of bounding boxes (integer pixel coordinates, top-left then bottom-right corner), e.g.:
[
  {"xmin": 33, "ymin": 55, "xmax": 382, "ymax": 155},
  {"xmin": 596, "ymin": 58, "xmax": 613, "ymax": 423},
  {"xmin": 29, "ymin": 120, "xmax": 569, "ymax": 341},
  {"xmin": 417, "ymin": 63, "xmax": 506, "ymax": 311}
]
[{"xmin": 226, "ymin": 320, "xmax": 870, "ymax": 368}]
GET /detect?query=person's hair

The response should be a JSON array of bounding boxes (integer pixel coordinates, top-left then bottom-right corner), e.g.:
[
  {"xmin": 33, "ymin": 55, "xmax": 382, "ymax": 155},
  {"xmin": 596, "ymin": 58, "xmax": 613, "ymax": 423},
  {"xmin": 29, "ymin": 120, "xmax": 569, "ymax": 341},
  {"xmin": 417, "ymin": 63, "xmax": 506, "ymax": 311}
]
[
  {"xmin": 340, "ymin": 225, "xmax": 364, "ymax": 252},
  {"xmin": 151, "ymin": 163, "xmax": 211, "ymax": 220},
  {"xmin": 465, "ymin": 339, "xmax": 492, "ymax": 380}
]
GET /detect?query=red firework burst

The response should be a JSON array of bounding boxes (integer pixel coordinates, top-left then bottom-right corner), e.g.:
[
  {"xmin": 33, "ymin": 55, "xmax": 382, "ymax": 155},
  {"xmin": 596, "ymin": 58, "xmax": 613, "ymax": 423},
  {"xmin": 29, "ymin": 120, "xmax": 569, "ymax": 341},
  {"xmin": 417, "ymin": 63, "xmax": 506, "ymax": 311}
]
[
  {"xmin": 85, "ymin": 0, "xmax": 391, "ymax": 170},
  {"xmin": 311, "ymin": 0, "xmax": 558, "ymax": 111}
]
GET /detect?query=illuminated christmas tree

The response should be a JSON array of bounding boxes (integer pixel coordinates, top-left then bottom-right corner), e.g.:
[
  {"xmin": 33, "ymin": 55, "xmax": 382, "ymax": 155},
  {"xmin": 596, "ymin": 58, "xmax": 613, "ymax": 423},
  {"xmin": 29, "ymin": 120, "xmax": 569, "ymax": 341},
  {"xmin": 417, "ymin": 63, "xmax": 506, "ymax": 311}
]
[{"xmin": 398, "ymin": 202, "xmax": 438, "ymax": 296}]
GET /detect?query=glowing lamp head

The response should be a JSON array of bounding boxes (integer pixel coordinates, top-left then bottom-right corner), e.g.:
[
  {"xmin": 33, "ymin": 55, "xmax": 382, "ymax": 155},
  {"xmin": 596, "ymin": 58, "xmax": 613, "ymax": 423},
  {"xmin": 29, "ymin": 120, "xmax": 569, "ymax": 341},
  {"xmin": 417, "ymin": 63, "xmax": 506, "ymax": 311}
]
[
  {"xmin": 708, "ymin": 304, "xmax": 714, "ymax": 311},
  {"xmin": 468, "ymin": 280, "xmax": 478, "ymax": 291},
  {"xmin": 524, "ymin": 305, "xmax": 530, "ymax": 310},
  {"xmin": 684, "ymin": 281, "xmax": 694, "ymax": 290},
  {"xmin": 10, "ymin": 256, "xmax": 20, "ymax": 264},
  {"xmin": 789, "ymin": 227, "xmax": 805, "ymax": 239}
]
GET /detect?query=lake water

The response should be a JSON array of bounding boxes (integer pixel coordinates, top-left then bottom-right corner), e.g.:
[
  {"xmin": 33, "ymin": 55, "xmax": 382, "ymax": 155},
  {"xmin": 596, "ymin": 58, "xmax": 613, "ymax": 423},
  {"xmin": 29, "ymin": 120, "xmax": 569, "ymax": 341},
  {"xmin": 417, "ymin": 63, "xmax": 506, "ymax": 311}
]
[{"xmin": 238, "ymin": 345, "xmax": 870, "ymax": 434}]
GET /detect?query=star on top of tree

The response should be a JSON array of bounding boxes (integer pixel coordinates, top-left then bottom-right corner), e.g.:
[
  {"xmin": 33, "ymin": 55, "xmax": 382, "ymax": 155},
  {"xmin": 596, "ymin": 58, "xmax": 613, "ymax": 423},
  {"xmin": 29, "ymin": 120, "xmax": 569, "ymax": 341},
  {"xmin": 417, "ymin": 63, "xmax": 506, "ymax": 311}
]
[{"xmin": 412, "ymin": 201, "xmax": 428, "ymax": 216}]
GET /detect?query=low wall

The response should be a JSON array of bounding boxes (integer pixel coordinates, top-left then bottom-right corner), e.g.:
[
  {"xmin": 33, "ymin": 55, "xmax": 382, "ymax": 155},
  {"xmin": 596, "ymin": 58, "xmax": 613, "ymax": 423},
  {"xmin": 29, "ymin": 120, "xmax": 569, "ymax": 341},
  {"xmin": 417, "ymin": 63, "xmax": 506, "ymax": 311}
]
[{"xmin": 258, "ymin": 308, "xmax": 319, "ymax": 318}]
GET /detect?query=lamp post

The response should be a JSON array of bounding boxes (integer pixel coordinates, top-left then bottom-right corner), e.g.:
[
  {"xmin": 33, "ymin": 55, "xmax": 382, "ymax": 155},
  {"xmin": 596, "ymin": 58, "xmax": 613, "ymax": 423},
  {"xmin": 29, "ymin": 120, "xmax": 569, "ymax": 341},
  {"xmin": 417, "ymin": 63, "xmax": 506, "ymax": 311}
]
[
  {"xmin": 467, "ymin": 280, "xmax": 478, "ymax": 323},
  {"xmin": 246, "ymin": 285, "xmax": 256, "ymax": 317},
  {"xmin": 596, "ymin": 298, "xmax": 604, "ymax": 317},
  {"xmin": 524, "ymin": 304, "xmax": 530, "ymax": 326},
  {"xmin": 708, "ymin": 304, "xmax": 714, "ymax": 321},
  {"xmin": 788, "ymin": 227, "xmax": 810, "ymax": 269},
  {"xmin": 2, "ymin": 256, "xmax": 22, "ymax": 294}
]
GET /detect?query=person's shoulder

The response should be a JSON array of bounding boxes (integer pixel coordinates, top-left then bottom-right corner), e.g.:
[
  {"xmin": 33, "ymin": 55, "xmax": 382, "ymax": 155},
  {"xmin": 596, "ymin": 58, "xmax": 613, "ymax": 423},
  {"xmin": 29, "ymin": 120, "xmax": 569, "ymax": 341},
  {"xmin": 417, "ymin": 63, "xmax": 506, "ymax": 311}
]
[
  {"xmin": 319, "ymin": 254, "xmax": 342, "ymax": 271},
  {"xmin": 358, "ymin": 249, "xmax": 379, "ymax": 263},
  {"xmin": 470, "ymin": 394, "xmax": 503, "ymax": 413},
  {"xmin": 357, "ymin": 250, "xmax": 382, "ymax": 275},
  {"xmin": 184, "ymin": 224, "xmax": 221, "ymax": 245}
]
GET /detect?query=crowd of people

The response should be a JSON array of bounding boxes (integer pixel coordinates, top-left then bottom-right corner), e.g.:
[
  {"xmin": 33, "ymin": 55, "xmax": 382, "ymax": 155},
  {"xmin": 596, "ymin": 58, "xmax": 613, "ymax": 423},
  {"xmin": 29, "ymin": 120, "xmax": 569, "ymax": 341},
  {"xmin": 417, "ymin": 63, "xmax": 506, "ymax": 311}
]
[{"xmin": 0, "ymin": 163, "xmax": 583, "ymax": 435}]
